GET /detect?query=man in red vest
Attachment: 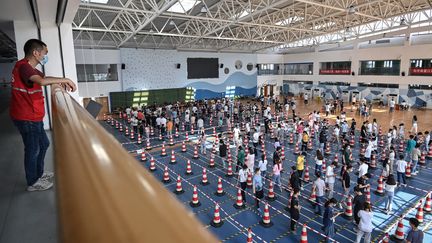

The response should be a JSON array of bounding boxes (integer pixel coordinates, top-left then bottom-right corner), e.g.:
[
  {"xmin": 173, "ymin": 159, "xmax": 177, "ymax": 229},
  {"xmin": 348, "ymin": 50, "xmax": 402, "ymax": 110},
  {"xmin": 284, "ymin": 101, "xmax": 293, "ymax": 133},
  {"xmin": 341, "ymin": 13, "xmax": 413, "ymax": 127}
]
[{"xmin": 10, "ymin": 39, "xmax": 76, "ymax": 191}]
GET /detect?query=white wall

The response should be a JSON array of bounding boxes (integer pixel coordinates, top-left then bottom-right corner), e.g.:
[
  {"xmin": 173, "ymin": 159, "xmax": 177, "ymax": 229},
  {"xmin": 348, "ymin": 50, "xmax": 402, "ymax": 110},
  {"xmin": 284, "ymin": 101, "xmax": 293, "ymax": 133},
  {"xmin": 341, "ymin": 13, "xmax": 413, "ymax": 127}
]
[
  {"xmin": 74, "ymin": 49, "xmax": 122, "ymax": 97},
  {"xmin": 120, "ymin": 48, "xmax": 257, "ymax": 91},
  {"xmin": 256, "ymin": 42, "xmax": 432, "ymax": 88}
]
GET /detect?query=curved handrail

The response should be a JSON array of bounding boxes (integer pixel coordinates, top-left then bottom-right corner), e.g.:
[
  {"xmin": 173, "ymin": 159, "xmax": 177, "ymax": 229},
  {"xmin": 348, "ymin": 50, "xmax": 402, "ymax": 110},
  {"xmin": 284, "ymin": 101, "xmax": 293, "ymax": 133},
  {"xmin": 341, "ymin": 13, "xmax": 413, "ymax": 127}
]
[{"xmin": 51, "ymin": 85, "xmax": 217, "ymax": 243}]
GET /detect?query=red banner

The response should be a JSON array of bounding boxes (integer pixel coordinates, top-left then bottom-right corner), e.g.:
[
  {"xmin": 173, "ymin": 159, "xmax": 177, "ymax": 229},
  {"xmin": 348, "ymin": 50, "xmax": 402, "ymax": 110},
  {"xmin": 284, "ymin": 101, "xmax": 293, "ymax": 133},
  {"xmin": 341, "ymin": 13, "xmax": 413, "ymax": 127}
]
[
  {"xmin": 410, "ymin": 68, "xmax": 432, "ymax": 75},
  {"xmin": 319, "ymin": 69, "xmax": 351, "ymax": 75}
]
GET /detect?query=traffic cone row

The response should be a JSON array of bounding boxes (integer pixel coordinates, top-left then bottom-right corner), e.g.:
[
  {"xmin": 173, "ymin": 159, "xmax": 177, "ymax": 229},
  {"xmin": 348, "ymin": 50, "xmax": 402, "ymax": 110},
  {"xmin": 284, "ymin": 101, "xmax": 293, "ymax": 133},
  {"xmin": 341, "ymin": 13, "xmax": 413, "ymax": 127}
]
[
  {"xmin": 349, "ymin": 136, "xmax": 355, "ymax": 147},
  {"xmin": 185, "ymin": 132, "xmax": 189, "ymax": 142},
  {"xmin": 399, "ymin": 140, "xmax": 404, "ymax": 153},
  {"xmin": 333, "ymin": 154, "xmax": 339, "ymax": 164}
]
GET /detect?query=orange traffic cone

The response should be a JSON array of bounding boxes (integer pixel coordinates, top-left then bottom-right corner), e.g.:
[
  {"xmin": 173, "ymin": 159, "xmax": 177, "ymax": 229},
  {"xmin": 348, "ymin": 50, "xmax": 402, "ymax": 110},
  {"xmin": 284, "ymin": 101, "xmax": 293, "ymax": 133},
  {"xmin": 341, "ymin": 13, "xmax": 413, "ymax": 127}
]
[
  {"xmin": 170, "ymin": 150, "xmax": 177, "ymax": 164},
  {"xmin": 365, "ymin": 188, "xmax": 371, "ymax": 204},
  {"xmin": 185, "ymin": 160, "xmax": 193, "ymax": 175},
  {"xmin": 209, "ymin": 154, "xmax": 215, "ymax": 168},
  {"xmin": 137, "ymin": 134, "xmax": 142, "ymax": 144},
  {"xmin": 266, "ymin": 181, "xmax": 276, "ymax": 201},
  {"xmin": 149, "ymin": 157, "xmax": 156, "ymax": 172},
  {"xmin": 213, "ymin": 127, "xmax": 216, "ymax": 137},
  {"xmin": 169, "ymin": 135, "xmax": 174, "ymax": 146},
  {"xmin": 300, "ymin": 224, "xmax": 308, "ymax": 243},
  {"xmin": 125, "ymin": 127, "xmax": 129, "ymax": 136},
  {"xmin": 130, "ymin": 130, "xmax": 135, "ymax": 140},
  {"xmin": 307, "ymin": 139, "xmax": 313, "ymax": 150},
  {"xmin": 309, "ymin": 188, "xmax": 317, "ymax": 205},
  {"xmin": 193, "ymin": 146, "xmax": 199, "ymax": 159},
  {"xmin": 424, "ymin": 192, "xmax": 432, "ymax": 213},
  {"xmin": 210, "ymin": 203, "xmax": 224, "ymax": 227},
  {"xmin": 162, "ymin": 166, "xmax": 171, "ymax": 183},
  {"xmin": 159, "ymin": 133, "xmax": 162, "ymax": 141},
  {"xmin": 322, "ymin": 159, "xmax": 327, "ymax": 174},
  {"xmin": 399, "ymin": 140, "xmax": 404, "ymax": 153},
  {"xmin": 349, "ymin": 136, "xmax": 355, "ymax": 147},
  {"xmin": 406, "ymin": 162, "xmax": 412, "ymax": 178},
  {"xmin": 185, "ymin": 132, "xmax": 189, "ymax": 142},
  {"xmin": 150, "ymin": 126, "xmax": 154, "ymax": 136},
  {"xmin": 289, "ymin": 133, "xmax": 294, "ymax": 144},
  {"xmin": 146, "ymin": 138, "xmax": 151, "ymax": 150},
  {"xmin": 215, "ymin": 177, "xmax": 225, "ymax": 196},
  {"xmin": 259, "ymin": 203, "xmax": 273, "ymax": 227},
  {"xmin": 342, "ymin": 196, "xmax": 353, "ymax": 220},
  {"xmin": 427, "ymin": 146, "xmax": 432, "ymax": 159},
  {"xmin": 161, "ymin": 142, "xmax": 167, "ymax": 156},
  {"xmin": 333, "ymin": 154, "xmax": 339, "ymax": 164},
  {"xmin": 175, "ymin": 128, "xmax": 179, "ymax": 137},
  {"xmin": 390, "ymin": 220, "xmax": 405, "ymax": 242},
  {"xmin": 374, "ymin": 176, "xmax": 384, "ymax": 196},
  {"xmin": 173, "ymin": 175, "xmax": 184, "ymax": 194},
  {"xmin": 280, "ymin": 146, "xmax": 285, "ymax": 160},
  {"xmin": 246, "ymin": 172, "xmax": 253, "ymax": 188},
  {"xmin": 246, "ymin": 228, "xmax": 253, "ymax": 243},
  {"xmin": 233, "ymin": 188, "xmax": 246, "ymax": 209},
  {"xmin": 119, "ymin": 124, "xmax": 123, "ymax": 132},
  {"xmin": 303, "ymin": 166, "xmax": 310, "ymax": 183},
  {"xmin": 201, "ymin": 168, "xmax": 209, "ymax": 185},
  {"xmin": 141, "ymin": 151, "xmax": 147, "ymax": 162},
  {"xmin": 212, "ymin": 143, "xmax": 217, "ymax": 154},
  {"xmin": 226, "ymin": 162, "xmax": 234, "ymax": 177},
  {"xmin": 181, "ymin": 141, "xmax": 187, "ymax": 152},
  {"xmin": 416, "ymin": 201, "xmax": 424, "ymax": 223},
  {"xmin": 191, "ymin": 126, "xmax": 195, "ymax": 135},
  {"xmin": 419, "ymin": 151, "xmax": 426, "ymax": 166},
  {"xmin": 189, "ymin": 185, "xmax": 201, "ymax": 207}
]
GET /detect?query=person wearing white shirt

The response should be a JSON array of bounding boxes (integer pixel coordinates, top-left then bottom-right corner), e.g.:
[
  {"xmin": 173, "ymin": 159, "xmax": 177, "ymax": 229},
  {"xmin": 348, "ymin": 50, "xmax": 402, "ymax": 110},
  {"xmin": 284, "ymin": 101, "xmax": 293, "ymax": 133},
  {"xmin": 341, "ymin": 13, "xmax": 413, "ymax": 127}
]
[
  {"xmin": 160, "ymin": 117, "xmax": 167, "ymax": 127},
  {"xmin": 258, "ymin": 155, "xmax": 268, "ymax": 179},
  {"xmin": 358, "ymin": 160, "xmax": 369, "ymax": 178},
  {"xmin": 125, "ymin": 107, "xmax": 132, "ymax": 118},
  {"xmin": 325, "ymin": 162, "xmax": 336, "ymax": 198},
  {"xmin": 425, "ymin": 131, "xmax": 430, "ymax": 151},
  {"xmin": 388, "ymin": 147, "xmax": 395, "ymax": 174},
  {"xmin": 233, "ymin": 126, "xmax": 241, "ymax": 145},
  {"xmin": 384, "ymin": 174, "xmax": 397, "ymax": 214},
  {"xmin": 389, "ymin": 98, "xmax": 395, "ymax": 112},
  {"xmin": 364, "ymin": 143, "xmax": 372, "ymax": 162},
  {"xmin": 396, "ymin": 154, "xmax": 407, "ymax": 186},
  {"xmin": 253, "ymin": 130, "xmax": 260, "ymax": 151},
  {"xmin": 197, "ymin": 117, "xmax": 204, "ymax": 129},
  {"xmin": 355, "ymin": 203, "xmax": 373, "ymax": 243},
  {"xmin": 238, "ymin": 164, "xmax": 248, "ymax": 203},
  {"xmin": 246, "ymin": 150, "xmax": 255, "ymax": 173}
]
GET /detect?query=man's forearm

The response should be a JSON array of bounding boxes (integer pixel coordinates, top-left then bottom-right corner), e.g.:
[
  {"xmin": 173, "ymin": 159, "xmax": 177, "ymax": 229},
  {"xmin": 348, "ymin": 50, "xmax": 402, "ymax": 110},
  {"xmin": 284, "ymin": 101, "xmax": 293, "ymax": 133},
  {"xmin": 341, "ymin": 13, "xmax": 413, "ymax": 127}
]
[{"xmin": 42, "ymin": 77, "xmax": 66, "ymax": 86}]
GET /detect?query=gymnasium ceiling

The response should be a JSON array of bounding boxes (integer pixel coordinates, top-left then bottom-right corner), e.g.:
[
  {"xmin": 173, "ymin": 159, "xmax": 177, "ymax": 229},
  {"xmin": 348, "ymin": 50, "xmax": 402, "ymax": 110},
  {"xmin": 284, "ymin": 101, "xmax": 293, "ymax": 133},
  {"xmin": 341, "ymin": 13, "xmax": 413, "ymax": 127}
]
[{"xmin": 73, "ymin": 0, "xmax": 432, "ymax": 53}]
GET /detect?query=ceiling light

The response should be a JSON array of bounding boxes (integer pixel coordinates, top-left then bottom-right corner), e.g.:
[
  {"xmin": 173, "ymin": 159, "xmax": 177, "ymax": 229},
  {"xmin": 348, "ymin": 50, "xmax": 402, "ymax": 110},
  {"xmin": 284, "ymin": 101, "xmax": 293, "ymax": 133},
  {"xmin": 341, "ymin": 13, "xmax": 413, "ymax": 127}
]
[
  {"xmin": 348, "ymin": 5, "xmax": 356, "ymax": 14},
  {"xmin": 169, "ymin": 20, "xmax": 175, "ymax": 26},
  {"xmin": 84, "ymin": 0, "xmax": 109, "ymax": 4},
  {"xmin": 200, "ymin": 6, "xmax": 208, "ymax": 13}
]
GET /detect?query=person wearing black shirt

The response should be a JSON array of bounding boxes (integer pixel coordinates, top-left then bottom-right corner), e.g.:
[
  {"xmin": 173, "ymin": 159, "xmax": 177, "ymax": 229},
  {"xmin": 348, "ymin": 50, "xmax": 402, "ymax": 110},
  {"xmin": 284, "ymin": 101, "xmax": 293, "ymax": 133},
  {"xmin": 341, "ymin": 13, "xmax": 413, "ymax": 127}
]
[
  {"xmin": 219, "ymin": 138, "xmax": 227, "ymax": 169},
  {"xmin": 360, "ymin": 122, "xmax": 367, "ymax": 143},
  {"xmin": 353, "ymin": 186, "xmax": 366, "ymax": 227},
  {"xmin": 290, "ymin": 189, "xmax": 301, "ymax": 232},
  {"xmin": 341, "ymin": 165, "xmax": 353, "ymax": 208},
  {"xmin": 357, "ymin": 173, "xmax": 370, "ymax": 194},
  {"xmin": 319, "ymin": 128, "xmax": 327, "ymax": 152},
  {"xmin": 273, "ymin": 147, "xmax": 281, "ymax": 165},
  {"xmin": 350, "ymin": 118, "xmax": 357, "ymax": 136},
  {"xmin": 289, "ymin": 166, "xmax": 301, "ymax": 192}
]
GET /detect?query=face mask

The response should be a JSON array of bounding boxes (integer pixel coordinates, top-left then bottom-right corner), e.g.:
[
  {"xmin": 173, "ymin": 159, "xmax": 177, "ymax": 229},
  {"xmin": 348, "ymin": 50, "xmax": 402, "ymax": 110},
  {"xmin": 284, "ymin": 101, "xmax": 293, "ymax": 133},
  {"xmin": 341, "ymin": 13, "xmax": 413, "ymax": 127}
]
[{"xmin": 40, "ymin": 54, "xmax": 48, "ymax": 65}]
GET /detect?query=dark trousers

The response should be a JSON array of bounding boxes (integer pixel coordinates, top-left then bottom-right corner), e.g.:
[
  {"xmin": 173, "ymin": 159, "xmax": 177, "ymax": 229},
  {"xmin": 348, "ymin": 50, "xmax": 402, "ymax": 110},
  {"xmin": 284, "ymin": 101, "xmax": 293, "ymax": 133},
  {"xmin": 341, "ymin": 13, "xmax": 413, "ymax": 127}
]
[
  {"xmin": 13, "ymin": 120, "xmax": 50, "ymax": 186},
  {"xmin": 255, "ymin": 189, "xmax": 263, "ymax": 208},
  {"xmin": 240, "ymin": 182, "xmax": 247, "ymax": 202},
  {"xmin": 290, "ymin": 213, "xmax": 299, "ymax": 231},
  {"xmin": 301, "ymin": 142, "xmax": 307, "ymax": 151},
  {"xmin": 397, "ymin": 171, "xmax": 406, "ymax": 185}
]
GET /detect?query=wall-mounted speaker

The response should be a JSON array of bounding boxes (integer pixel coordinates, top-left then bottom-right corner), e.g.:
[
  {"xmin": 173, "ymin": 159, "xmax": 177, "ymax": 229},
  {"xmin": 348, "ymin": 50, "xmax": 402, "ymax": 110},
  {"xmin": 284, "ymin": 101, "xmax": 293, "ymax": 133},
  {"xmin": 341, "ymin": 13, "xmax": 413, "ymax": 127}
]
[
  {"xmin": 220, "ymin": 64, "xmax": 224, "ymax": 68},
  {"xmin": 401, "ymin": 71, "xmax": 405, "ymax": 76},
  {"xmin": 121, "ymin": 63, "xmax": 126, "ymax": 69},
  {"xmin": 351, "ymin": 71, "xmax": 355, "ymax": 76},
  {"xmin": 176, "ymin": 63, "xmax": 181, "ymax": 69}
]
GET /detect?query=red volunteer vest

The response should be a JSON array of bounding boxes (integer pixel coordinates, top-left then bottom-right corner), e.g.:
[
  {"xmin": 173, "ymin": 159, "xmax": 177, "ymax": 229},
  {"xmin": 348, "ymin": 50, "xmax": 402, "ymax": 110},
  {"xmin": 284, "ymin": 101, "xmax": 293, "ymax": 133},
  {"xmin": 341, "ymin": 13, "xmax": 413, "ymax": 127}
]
[{"xmin": 9, "ymin": 59, "xmax": 45, "ymax": 122}]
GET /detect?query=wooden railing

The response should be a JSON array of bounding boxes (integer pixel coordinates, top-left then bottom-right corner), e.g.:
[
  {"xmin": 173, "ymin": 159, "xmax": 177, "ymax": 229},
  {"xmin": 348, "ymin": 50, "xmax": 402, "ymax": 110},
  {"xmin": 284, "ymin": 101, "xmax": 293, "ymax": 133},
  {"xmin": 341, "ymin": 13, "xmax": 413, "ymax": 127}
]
[{"xmin": 51, "ymin": 85, "xmax": 218, "ymax": 243}]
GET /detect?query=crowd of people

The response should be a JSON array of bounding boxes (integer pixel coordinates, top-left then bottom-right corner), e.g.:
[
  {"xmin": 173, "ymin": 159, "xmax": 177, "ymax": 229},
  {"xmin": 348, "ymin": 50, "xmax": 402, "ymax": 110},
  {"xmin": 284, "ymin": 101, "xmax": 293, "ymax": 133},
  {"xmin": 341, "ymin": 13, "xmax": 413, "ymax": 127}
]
[{"xmin": 119, "ymin": 93, "xmax": 428, "ymax": 243}]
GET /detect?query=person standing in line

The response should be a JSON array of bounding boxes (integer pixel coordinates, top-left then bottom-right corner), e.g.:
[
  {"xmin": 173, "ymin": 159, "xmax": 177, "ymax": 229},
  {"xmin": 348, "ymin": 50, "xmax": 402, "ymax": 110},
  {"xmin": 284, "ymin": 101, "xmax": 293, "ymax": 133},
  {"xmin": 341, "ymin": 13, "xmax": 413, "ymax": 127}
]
[
  {"xmin": 341, "ymin": 165, "xmax": 353, "ymax": 208},
  {"xmin": 10, "ymin": 39, "xmax": 76, "ymax": 191},
  {"xmin": 290, "ymin": 188, "xmax": 301, "ymax": 233},
  {"xmin": 252, "ymin": 168, "xmax": 264, "ymax": 213},
  {"xmin": 237, "ymin": 164, "xmax": 248, "ymax": 203},
  {"xmin": 219, "ymin": 137, "xmax": 227, "ymax": 169},
  {"xmin": 296, "ymin": 152, "xmax": 306, "ymax": 186},
  {"xmin": 389, "ymin": 146, "xmax": 396, "ymax": 174},
  {"xmin": 410, "ymin": 115, "xmax": 418, "ymax": 135},
  {"xmin": 396, "ymin": 154, "xmax": 408, "ymax": 187},
  {"xmin": 301, "ymin": 131, "xmax": 309, "ymax": 152},
  {"xmin": 323, "ymin": 198, "xmax": 341, "ymax": 243},
  {"xmin": 236, "ymin": 145, "xmax": 245, "ymax": 172},
  {"xmin": 406, "ymin": 218, "xmax": 424, "ymax": 243},
  {"xmin": 411, "ymin": 144, "xmax": 421, "ymax": 175},
  {"xmin": 258, "ymin": 154, "xmax": 268, "ymax": 179},
  {"xmin": 246, "ymin": 147, "xmax": 255, "ymax": 173},
  {"xmin": 315, "ymin": 149, "xmax": 324, "ymax": 177},
  {"xmin": 326, "ymin": 162, "xmax": 336, "ymax": 198},
  {"xmin": 389, "ymin": 98, "xmax": 395, "ymax": 113},
  {"xmin": 289, "ymin": 166, "xmax": 301, "ymax": 192},
  {"xmin": 272, "ymin": 158, "xmax": 283, "ymax": 193},
  {"xmin": 355, "ymin": 202, "xmax": 374, "ymax": 243},
  {"xmin": 313, "ymin": 172, "xmax": 326, "ymax": 215},
  {"xmin": 384, "ymin": 174, "xmax": 397, "ymax": 214},
  {"xmin": 199, "ymin": 128, "xmax": 206, "ymax": 155},
  {"xmin": 353, "ymin": 186, "xmax": 366, "ymax": 230}
]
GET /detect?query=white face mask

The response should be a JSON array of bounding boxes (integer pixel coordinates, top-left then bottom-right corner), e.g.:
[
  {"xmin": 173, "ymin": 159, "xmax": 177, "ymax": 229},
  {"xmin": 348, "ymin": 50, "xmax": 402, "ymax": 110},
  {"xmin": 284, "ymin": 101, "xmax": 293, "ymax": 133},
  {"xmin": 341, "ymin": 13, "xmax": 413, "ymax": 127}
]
[{"xmin": 39, "ymin": 54, "xmax": 48, "ymax": 65}]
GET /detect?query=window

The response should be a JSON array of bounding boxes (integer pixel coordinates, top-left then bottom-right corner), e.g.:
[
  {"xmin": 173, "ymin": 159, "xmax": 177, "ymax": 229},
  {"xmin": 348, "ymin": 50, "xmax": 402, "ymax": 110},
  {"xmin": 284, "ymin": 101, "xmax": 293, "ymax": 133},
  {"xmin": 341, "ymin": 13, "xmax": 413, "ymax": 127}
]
[
  {"xmin": 360, "ymin": 60, "xmax": 400, "ymax": 76},
  {"xmin": 76, "ymin": 64, "xmax": 118, "ymax": 82},
  {"xmin": 225, "ymin": 86, "xmax": 236, "ymax": 98}
]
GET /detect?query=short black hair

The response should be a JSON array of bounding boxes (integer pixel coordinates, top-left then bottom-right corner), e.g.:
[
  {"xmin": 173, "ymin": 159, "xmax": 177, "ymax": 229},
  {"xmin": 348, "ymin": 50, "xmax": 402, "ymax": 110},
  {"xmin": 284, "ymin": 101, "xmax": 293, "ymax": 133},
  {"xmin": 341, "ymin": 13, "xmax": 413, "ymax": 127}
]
[
  {"xmin": 409, "ymin": 217, "xmax": 420, "ymax": 227},
  {"xmin": 24, "ymin": 39, "xmax": 47, "ymax": 56}
]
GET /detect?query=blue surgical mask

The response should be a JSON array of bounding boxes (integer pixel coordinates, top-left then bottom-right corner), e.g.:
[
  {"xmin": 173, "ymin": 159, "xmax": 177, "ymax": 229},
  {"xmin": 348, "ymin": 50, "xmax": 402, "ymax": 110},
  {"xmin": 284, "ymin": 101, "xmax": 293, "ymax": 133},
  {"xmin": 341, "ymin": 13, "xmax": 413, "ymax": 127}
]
[{"xmin": 40, "ymin": 54, "xmax": 48, "ymax": 65}]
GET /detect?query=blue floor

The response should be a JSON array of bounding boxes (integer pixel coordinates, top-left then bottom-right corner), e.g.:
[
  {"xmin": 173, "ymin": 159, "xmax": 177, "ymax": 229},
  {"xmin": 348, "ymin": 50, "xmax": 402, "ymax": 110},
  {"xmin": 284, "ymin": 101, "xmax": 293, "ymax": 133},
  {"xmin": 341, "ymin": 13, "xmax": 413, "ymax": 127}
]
[{"xmin": 101, "ymin": 117, "xmax": 432, "ymax": 243}]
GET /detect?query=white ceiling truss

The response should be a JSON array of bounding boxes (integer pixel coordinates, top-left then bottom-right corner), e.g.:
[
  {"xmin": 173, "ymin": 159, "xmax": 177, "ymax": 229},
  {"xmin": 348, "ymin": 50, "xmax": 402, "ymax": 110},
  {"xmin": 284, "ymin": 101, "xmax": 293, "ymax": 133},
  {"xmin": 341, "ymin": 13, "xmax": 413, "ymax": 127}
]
[{"xmin": 73, "ymin": 0, "xmax": 432, "ymax": 53}]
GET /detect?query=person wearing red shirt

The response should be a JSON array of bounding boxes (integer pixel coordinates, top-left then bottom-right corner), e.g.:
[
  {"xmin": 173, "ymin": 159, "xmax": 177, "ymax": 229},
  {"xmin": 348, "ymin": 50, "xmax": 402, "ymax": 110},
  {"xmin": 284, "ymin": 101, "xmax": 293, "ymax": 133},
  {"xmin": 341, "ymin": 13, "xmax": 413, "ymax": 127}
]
[{"xmin": 10, "ymin": 39, "xmax": 76, "ymax": 191}]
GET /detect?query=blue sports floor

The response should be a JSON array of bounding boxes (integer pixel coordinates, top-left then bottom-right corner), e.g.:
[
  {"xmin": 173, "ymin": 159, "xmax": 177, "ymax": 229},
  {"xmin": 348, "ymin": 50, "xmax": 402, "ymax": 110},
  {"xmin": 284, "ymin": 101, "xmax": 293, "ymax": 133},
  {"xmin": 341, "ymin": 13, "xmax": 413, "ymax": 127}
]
[{"xmin": 100, "ymin": 117, "xmax": 432, "ymax": 243}]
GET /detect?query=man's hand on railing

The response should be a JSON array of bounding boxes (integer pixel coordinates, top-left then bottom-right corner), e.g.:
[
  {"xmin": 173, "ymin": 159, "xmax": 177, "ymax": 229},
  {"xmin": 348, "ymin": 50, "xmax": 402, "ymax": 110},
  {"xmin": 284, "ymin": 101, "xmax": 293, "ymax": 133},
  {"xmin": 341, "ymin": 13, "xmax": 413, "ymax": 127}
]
[{"xmin": 60, "ymin": 78, "xmax": 77, "ymax": 92}]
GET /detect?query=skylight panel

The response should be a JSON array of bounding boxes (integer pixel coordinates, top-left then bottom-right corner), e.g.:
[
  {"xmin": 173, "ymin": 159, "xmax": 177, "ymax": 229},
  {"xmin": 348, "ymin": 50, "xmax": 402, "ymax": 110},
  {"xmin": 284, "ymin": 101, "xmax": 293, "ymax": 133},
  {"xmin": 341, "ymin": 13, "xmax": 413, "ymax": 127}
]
[{"xmin": 167, "ymin": 0, "xmax": 201, "ymax": 14}]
